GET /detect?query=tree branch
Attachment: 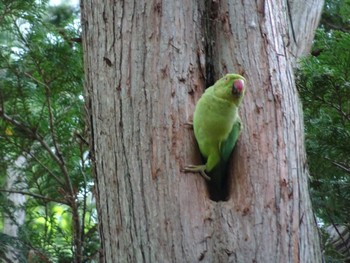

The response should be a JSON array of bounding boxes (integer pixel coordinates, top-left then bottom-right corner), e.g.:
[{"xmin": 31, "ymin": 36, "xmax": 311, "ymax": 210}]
[
  {"xmin": 25, "ymin": 149, "xmax": 66, "ymax": 186},
  {"xmin": 24, "ymin": 70, "xmax": 75, "ymax": 200},
  {"xmin": 0, "ymin": 189, "xmax": 68, "ymax": 205},
  {"xmin": 325, "ymin": 157, "xmax": 350, "ymax": 174},
  {"xmin": 1, "ymin": 113, "xmax": 73, "ymax": 192},
  {"xmin": 313, "ymin": 93, "xmax": 350, "ymax": 122}
]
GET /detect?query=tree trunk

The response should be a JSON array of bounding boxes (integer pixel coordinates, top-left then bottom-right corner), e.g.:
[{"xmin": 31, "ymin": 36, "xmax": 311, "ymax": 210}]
[
  {"xmin": 81, "ymin": 0, "xmax": 323, "ymax": 262},
  {"xmin": 3, "ymin": 155, "xmax": 26, "ymax": 263}
]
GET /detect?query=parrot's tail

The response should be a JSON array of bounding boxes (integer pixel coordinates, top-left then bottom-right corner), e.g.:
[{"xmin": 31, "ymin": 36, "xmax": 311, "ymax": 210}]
[{"xmin": 208, "ymin": 162, "xmax": 229, "ymax": 201}]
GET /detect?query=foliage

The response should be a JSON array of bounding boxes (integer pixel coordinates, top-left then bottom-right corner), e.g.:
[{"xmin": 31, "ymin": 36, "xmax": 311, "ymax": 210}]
[
  {"xmin": 297, "ymin": 1, "xmax": 350, "ymax": 261},
  {"xmin": 320, "ymin": 0, "xmax": 350, "ymax": 32},
  {"xmin": 0, "ymin": 1, "xmax": 99, "ymax": 262}
]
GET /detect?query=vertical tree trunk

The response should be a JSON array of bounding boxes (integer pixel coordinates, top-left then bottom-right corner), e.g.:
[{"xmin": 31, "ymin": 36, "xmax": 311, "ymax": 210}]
[
  {"xmin": 3, "ymin": 155, "xmax": 26, "ymax": 263},
  {"xmin": 81, "ymin": 0, "xmax": 323, "ymax": 262}
]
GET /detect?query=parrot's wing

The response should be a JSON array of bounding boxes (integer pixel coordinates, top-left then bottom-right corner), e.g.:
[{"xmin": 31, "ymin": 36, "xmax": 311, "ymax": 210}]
[
  {"xmin": 208, "ymin": 118, "xmax": 241, "ymax": 201},
  {"xmin": 220, "ymin": 118, "xmax": 241, "ymax": 162}
]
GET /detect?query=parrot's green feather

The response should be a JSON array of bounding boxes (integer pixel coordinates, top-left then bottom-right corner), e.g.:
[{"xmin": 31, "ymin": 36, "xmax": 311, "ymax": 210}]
[
  {"xmin": 184, "ymin": 73, "xmax": 246, "ymax": 201},
  {"xmin": 220, "ymin": 119, "xmax": 242, "ymax": 163},
  {"xmin": 209, "ymin": 119, "xmax": 242, "ymax": 200}
]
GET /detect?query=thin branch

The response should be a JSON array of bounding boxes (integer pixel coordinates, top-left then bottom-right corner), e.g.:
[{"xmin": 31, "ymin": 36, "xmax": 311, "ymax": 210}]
[
  {"xmin": 25, "ymin": 73, "xmax": 81, "ymax": 261},
  {"xmin": 24, "ymin": 69, "xmax": 75, "ymax": 199},
  {"xmin": 24, "ymin": 149, "xmax": 66, "ymax": 186},
  {"xmin": 12, "ymin": 21, "xmax": 74, "ymax": 198},
  {"xmin": 326, "ymin": 219, "xmax": 350, "ymax": 258},
  {"xmin": 0, "ymin": 189, "xmax": 68, "ymax": 205},
  {"xmin": 324, "ymin": 157, "xmax": 350, "ymax": 174},
  {"xmin": 320, "ymin": 18, "xmax": 350, "ymax": 33},
  {"xmin": 1, "ymin": 113, "xmax": 72, "ymax": 191},
  {"xmin": 332, "ymin": 162, "xmax": 350, "ymax": 174},
  {"xmin": 299, "ymin": 82, "xmax": 350, "ymax": 122},
  {"xmin": 44, "ymin": 82, "xmax": 75, "ymax": 201},
  {"xmin": 24, "ymin": 72, "xmax": 47, "ymax": 87},
  {"xmin": 2, "ymin": 113, "xmax": 54, "ymax": 160},
  {"xmin": 1, "ymin": 112, "xmax": 36, "ymax": 136},
  {"xmin": 2, "ymin": 137, "xmax": 65, "ymax": 187},
  {"xmin": 45, "ymin": 86, "xmax": 63, "ymax": 163},
  {"xmin": 314, "ymin": 93, "xmax": 350, "ymax": 122}
]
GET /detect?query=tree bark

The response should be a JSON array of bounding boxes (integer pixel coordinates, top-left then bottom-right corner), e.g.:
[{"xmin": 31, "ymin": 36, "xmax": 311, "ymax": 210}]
[
  {"xmin": 81, "ymin": 0, "xmax": 323, "ymax": 262},
  {"xmin": 3, "ymin": 155, "xmax": 26, "ymax": 263}
]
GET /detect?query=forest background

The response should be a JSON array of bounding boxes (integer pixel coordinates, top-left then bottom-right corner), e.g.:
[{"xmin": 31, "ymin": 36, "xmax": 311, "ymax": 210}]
[{"xmin": 0, "ymin": 0, "xmax": 349, "ymax": 262}]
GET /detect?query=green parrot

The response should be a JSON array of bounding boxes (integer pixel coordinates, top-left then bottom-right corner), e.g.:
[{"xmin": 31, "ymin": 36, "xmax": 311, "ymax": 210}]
[{"xmin": 184, "ymin": 73, "xmax": 246, "ymax": 200}]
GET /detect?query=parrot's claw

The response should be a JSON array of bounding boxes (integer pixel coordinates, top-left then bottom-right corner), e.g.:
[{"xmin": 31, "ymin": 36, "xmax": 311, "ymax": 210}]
[
  {"xmin": 184, "ymin": 121, "xmax": 193, "ymax": 129},
  {"xmin": 183, "ymin": 164, "xmax": 211, "ymax": 181},
  {"xmin": 199, "ymin": 170, "xmax": 211, "ymax": 181}
]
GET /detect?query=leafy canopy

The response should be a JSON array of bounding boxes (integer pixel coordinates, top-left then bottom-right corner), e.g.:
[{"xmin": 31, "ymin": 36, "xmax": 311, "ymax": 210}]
[{"xmin": 0, "ymin": 1, "xmax": 99, "ymax": 262}]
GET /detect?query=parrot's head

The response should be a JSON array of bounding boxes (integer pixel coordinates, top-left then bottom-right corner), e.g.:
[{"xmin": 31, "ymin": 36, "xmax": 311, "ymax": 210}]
[{"xmin": 214, "ymin": 74, "xmax": 246, "ymax": 104}]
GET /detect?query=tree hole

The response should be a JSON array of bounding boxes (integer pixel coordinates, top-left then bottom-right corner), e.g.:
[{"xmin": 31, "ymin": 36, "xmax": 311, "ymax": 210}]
[{"xmin": 207, "ymin": 165, "xmax": 230, "ymax": 202}]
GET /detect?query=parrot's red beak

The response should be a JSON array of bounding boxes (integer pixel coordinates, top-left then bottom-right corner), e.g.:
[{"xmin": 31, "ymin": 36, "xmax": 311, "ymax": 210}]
[{"xmin": 232, "ymin": 79, "xmax": 244, "ymax": 95}]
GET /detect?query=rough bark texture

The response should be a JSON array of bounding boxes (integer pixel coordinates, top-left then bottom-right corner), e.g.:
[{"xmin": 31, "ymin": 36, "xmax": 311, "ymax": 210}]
[{"xmin": 81, "ymin": 0, "xmax": 323, "ymax": 262}]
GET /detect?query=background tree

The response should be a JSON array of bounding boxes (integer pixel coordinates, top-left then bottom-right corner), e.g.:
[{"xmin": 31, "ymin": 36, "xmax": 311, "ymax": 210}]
[
  {"xmin": 2, "ymin": 155, "xmax": 26, "ymax": 263},
  {"xmin": 81, "ymin": 0, "xmax": 323, "ymax": 262},
  {"xmin": 0, "ymin": 1, "xmax": 99, "ymax": 262},
  {"xmin": 297, "ymin": 0, "xmax": 350, "ymax": 261}
]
